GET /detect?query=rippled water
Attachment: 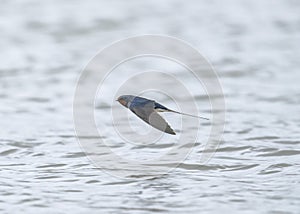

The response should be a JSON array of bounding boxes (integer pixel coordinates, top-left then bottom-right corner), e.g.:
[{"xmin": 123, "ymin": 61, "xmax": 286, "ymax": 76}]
[{"xmin": 1, "ymin": 0, "xmax": 300, "ymax": 213}]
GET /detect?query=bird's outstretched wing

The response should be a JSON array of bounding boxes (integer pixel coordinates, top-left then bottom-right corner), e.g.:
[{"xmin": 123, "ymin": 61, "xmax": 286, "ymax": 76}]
[{"xmin": 129, "ymin": 100, "xmax": 176, "ymax": 135}]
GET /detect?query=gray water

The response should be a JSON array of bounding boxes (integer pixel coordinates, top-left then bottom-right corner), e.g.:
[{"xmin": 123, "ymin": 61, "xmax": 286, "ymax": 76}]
[{"xmin": 1, "ymin": 0, "xmax": 300, "ymax": 213}]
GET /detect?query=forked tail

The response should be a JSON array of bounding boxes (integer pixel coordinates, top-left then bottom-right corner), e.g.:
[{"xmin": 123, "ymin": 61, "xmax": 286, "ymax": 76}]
[{"xmin": 169, "ymin": 109, "xmax": 209, "ymax": 120}]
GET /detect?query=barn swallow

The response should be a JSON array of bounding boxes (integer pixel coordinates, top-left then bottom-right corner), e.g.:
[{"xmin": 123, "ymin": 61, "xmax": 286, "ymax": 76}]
[{"xmin": 116, "ymin": 95, "xmax": 208, "ymax": 135}]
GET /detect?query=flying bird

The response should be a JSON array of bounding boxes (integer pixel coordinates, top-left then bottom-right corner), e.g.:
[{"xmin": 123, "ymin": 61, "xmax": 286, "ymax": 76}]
[{"xmin": 116, "ymin": 95, "xmax": 208, "ymax": 135}]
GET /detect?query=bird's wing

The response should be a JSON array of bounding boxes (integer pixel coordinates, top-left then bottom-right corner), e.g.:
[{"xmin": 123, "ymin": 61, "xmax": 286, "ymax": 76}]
[{"xmin": 130, "ymin": 104, "xmax": 176, "ymax": 135}]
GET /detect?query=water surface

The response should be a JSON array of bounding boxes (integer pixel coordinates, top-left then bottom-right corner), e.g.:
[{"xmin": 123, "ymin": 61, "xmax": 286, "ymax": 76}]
[{"xmin": 1, "ymin": 0, "xmax": 300, "ymax": 213}]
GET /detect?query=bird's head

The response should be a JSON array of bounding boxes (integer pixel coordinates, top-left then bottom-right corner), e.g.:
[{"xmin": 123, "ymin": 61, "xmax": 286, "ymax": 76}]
[{"xmin": 116, "ymin": 95, "xmax": 135, "ymax": 108}]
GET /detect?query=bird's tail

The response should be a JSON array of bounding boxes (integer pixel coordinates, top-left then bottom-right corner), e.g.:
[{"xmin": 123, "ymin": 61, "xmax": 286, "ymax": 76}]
[{"xmin": 168, "ymin": 109, "xmax": 209, "ymax": 120}]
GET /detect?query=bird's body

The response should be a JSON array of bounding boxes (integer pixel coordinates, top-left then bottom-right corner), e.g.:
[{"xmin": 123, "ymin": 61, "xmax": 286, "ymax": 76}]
[{"xmin": 116, "ymin": 95, "xmax": 208, "ymax": 135}]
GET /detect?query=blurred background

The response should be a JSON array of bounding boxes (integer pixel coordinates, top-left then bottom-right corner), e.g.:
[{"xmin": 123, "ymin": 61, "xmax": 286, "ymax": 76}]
[{"xmin": 1, "ymin": 0, "xmax": 300, "ymax": 213}]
